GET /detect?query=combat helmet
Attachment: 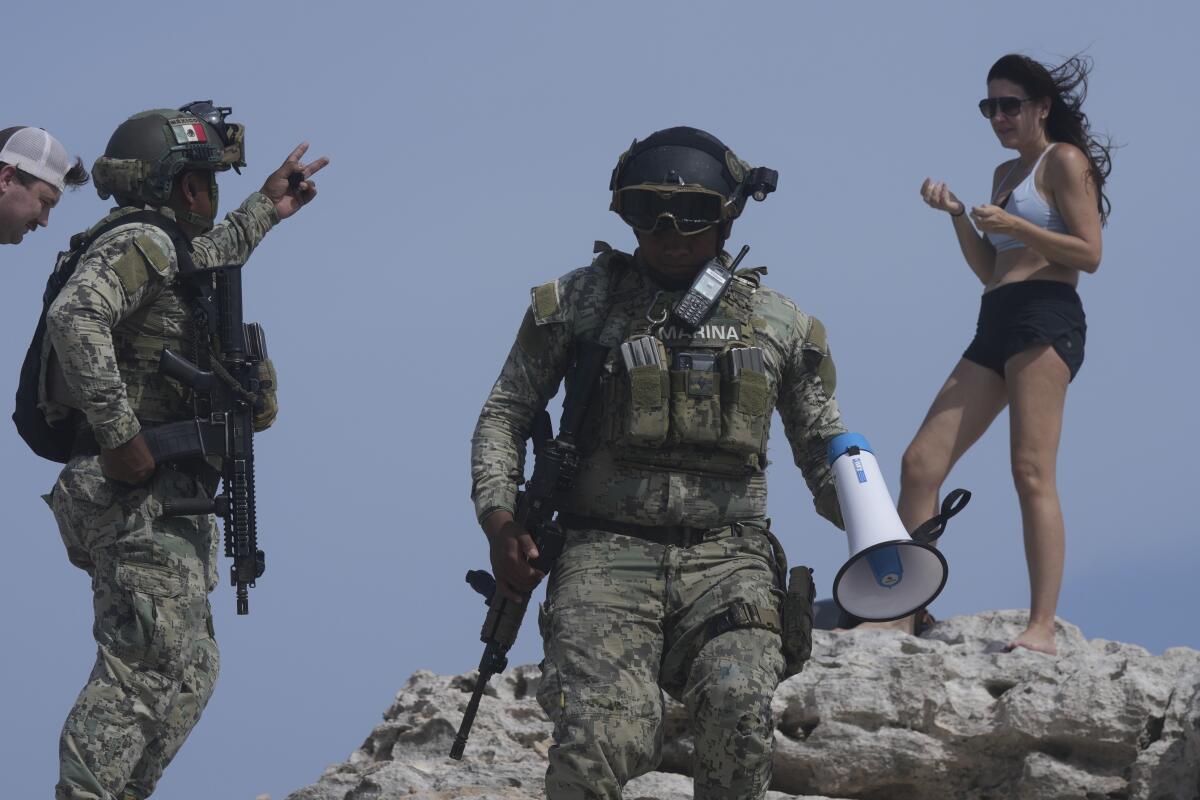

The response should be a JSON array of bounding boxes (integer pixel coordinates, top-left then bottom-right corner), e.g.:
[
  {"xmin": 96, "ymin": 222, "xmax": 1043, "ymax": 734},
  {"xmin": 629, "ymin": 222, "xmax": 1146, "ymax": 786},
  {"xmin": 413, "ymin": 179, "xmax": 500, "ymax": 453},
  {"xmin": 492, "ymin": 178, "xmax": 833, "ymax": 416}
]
[
  {"xmin": 609, "ymin": 126, "xmax": 778, "ymax": 236},
  {"xmin": 92, "ymin": 101, "xmax": 246, "ymax": 229}
]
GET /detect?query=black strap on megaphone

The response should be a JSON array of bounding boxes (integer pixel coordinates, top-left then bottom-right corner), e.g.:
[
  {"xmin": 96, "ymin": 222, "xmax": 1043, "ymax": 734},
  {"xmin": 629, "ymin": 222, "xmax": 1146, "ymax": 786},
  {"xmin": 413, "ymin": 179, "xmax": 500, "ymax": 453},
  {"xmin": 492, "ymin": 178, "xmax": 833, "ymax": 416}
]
[{"xmin": 911, "ymin": 488, "xmax": 971, "ymax": 545}]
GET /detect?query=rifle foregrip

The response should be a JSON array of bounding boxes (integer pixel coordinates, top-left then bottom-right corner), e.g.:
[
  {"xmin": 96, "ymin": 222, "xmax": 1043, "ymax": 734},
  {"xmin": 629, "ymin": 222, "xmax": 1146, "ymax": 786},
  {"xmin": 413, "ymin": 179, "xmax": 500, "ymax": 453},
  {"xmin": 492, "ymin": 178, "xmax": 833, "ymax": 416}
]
[{"xmin": 162, "ymin": 497, "xmax": 217, "ymax": 517}]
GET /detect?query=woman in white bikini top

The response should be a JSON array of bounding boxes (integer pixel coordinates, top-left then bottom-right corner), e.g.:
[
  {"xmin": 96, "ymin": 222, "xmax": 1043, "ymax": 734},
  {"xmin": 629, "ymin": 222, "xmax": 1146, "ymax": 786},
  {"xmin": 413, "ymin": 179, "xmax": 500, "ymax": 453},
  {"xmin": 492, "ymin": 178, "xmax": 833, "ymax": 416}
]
[
  {"xmin": 892, "ymin": 53, "xmax": 1113, "ymax": 656},
  {"xmin": 986, "ymin": 144, "xmax": 1069, "ymax": 253},
  {"xmin": 920, "ymin": 58, "xmax": 1110, "ymax": 292}
]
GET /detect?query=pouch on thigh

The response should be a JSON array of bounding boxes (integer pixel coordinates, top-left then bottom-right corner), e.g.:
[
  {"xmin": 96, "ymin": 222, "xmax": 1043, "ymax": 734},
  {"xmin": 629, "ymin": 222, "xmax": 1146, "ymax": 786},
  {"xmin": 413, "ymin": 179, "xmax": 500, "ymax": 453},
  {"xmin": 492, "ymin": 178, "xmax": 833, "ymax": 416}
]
[
  {"xmin": 97, "ymin": 558, "xmax": 195, "ymax": 679},
  {"xmin": 50, "ymin": 460, "xmax": 134, "ymax": 571}
]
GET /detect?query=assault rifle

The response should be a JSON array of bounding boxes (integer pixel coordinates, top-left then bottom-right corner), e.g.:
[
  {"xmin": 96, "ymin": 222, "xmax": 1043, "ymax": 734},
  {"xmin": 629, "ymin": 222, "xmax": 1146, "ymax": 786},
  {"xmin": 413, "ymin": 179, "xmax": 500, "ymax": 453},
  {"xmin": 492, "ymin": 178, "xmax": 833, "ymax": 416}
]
[
  {"xmin": 450, "ymin": 340, "xmax": 610, "ymax": 760},
  {"xmin": 145, "ymin": 262, "xmax": 268, "ymax": 615}
]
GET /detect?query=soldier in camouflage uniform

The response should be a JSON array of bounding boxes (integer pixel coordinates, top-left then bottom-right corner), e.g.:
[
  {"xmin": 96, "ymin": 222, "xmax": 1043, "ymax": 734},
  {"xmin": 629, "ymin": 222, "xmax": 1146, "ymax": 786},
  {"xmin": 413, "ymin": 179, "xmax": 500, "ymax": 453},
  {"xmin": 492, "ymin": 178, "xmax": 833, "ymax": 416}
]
[
  {"xmin": 470, "ymin": 127, "xmax": 848, "ymax": 799},
  {"xmin": 42, "ymin": 104, "xmax": 328, "ymax": 800}
]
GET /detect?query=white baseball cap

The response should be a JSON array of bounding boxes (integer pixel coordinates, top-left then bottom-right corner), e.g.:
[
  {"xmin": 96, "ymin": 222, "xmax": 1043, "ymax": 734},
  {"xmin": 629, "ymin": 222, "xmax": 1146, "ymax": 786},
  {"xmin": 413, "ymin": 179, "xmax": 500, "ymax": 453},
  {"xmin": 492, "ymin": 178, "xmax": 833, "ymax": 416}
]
[{"xmin": 0, "ymin": 127, "xmax": 72, "ymax": 192}]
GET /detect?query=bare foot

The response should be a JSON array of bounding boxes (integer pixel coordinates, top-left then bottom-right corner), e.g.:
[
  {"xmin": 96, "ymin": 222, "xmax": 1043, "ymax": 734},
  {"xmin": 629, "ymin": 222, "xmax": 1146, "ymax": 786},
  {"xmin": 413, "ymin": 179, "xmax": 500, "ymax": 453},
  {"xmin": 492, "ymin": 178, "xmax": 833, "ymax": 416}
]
[{"xmin": 1004, "ymin": 624, "xmax": 1058, "ymax": 655}]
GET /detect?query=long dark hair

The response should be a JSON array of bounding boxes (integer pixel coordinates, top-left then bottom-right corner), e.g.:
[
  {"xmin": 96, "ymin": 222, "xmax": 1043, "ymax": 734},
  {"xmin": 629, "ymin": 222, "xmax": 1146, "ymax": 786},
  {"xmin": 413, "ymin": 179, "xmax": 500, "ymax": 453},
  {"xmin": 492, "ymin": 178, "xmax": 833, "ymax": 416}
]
[{"xmin": 988, "ymin": 53, "xmax": 1113, "ymax": 224}]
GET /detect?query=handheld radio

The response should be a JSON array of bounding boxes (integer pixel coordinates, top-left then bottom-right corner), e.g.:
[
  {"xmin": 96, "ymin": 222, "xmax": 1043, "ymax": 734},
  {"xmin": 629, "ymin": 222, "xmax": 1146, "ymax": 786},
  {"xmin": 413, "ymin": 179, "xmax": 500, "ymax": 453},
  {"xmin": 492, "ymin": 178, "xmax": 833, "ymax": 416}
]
[{"xmin": 671, "ymin": 245, "xmax": 750, "ymax": 333}]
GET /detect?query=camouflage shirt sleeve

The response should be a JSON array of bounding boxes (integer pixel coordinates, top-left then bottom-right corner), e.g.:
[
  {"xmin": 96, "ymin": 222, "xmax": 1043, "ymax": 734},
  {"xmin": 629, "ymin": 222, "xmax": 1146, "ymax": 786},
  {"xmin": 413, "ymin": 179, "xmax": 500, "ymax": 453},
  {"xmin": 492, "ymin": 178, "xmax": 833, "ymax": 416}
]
[
  {"xmin": 775, "ymin": 304, "xmax": 848, "ymax": 528},
  {"xmin": 189, "ymin": 191, "xmax": 279, "ymax": 268},
  {"xmin": 469, "ymin": 272, "xmax": 582, "ymax": 523},
  {"xmin": 45, "ymin": 225, "xmax": 178, "ymax": 449}
]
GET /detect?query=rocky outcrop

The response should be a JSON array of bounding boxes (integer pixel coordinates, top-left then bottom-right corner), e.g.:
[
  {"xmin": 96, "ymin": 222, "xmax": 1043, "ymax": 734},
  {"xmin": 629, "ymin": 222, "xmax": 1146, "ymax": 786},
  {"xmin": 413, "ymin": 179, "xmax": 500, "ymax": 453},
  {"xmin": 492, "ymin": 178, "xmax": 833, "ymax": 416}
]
[{"xmin": 286, "ymin": 610, "xmax": 1200, "ymax": 800}]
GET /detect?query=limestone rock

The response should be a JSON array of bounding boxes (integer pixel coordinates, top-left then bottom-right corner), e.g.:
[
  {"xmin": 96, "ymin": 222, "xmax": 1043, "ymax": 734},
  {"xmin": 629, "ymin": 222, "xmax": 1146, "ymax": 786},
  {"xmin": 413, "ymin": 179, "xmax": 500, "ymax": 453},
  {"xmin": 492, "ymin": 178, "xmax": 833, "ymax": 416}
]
[{"xmin": 286, "ymin": 610, "xmax": 1200, "ymax": 800}]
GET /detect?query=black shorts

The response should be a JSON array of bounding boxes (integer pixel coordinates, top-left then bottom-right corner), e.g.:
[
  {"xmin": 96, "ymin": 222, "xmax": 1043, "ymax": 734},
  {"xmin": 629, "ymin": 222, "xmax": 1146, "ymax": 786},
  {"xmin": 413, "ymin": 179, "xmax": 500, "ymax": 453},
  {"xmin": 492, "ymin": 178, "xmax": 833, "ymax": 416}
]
[{"xmin": 963, "ymin": 280, "xmax": 1086, "ymax": 380}]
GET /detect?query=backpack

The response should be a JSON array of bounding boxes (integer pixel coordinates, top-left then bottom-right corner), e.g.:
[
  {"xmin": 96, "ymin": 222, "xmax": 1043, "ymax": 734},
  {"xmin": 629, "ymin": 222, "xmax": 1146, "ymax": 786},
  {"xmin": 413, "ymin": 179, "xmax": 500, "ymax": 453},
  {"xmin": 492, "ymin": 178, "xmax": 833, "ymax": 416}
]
[{"xmin": 13, "ymin": 211, "xmax": 190, "ymax": 462}]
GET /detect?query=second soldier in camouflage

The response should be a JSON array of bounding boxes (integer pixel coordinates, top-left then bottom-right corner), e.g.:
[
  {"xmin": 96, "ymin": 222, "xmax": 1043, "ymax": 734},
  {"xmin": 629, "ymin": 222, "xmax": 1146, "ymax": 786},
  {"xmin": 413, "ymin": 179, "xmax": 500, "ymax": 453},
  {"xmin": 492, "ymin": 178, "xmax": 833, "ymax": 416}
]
[
  {"xmin": 471, "ymin": 127, "xmax": 849, "ymax": 799},
  {"xmin": 41, "ymin": 104, "xmax": 327, "ymax": 800}
]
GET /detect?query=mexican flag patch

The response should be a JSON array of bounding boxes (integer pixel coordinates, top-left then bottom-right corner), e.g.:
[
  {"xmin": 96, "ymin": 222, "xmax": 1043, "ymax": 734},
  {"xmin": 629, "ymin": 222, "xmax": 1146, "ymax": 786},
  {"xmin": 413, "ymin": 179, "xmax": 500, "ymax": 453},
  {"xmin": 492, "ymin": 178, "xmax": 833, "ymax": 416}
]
[{"xmin": 170, "ymin": 121, "xmax": 208, "ymax": 144}]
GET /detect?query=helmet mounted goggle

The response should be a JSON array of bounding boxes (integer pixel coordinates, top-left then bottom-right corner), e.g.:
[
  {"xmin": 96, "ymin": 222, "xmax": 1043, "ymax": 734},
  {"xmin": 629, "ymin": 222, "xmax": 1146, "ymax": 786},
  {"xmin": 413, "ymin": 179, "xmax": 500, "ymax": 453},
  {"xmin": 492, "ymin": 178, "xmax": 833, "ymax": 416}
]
[
  {"xmin": 609, "ymin": 129, "xmax": 778, "ymax": 236},
  {"xmin": 178, "ymin": 100, "xmax": 246, "ymax": 173},
  {"xmin": 613, "ymin": 184, "xmax": 728, "ymax": 236}
]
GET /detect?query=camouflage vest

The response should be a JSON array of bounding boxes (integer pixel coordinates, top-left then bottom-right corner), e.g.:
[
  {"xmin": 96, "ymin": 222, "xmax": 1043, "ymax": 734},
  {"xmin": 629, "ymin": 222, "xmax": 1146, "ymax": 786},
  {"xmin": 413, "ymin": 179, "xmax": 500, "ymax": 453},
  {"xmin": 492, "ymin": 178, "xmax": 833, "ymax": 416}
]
[
  {"xmin": 42, "ymin": 208, "xmax": 198, "ymax": 429},
  {"xmin": 563, "ymin": 247, "xmax": 772, "ymax": 478}
]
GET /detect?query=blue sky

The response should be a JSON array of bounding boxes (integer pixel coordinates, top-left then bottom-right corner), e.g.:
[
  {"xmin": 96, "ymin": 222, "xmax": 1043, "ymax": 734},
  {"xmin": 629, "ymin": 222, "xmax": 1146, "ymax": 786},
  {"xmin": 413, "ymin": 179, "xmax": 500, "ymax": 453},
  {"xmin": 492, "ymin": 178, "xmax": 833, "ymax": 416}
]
[{"xmin": 4, "ymin": 2, "xmax": 1197, "ymax": 798}]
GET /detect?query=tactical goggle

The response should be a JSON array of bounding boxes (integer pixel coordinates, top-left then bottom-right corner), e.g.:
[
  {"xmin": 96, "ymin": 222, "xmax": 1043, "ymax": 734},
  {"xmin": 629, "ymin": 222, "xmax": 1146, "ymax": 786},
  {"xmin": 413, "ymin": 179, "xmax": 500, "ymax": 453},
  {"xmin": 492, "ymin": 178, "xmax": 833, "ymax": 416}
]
[
  {"xmin": 613, "ymin": 186, "xmax": 728, "ymax": 236},
  {"xmin": 179, "ymin": 100, "xmax": 247, "ymax": 171}
]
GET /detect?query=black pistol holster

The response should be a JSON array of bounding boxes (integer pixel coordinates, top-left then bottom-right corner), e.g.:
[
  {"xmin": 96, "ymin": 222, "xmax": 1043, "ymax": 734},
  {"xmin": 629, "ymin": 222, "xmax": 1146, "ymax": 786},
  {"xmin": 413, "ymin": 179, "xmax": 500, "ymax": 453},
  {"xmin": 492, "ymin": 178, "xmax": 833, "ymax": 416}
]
[{"xmin": 763, "ymin": 528, "xmax": 816, "ymax": 677}]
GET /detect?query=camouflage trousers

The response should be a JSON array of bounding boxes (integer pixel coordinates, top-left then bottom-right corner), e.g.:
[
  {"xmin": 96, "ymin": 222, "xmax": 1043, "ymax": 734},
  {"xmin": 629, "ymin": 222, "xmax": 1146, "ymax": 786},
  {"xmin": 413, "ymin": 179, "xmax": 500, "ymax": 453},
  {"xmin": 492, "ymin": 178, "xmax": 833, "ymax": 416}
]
[
  {"xmin": 536, "ymin": 523, "xmax": 785, "ymax": 800},
  {"xmin": 48, "ymin": 456, "xmax": 220, "ymax": 800}
]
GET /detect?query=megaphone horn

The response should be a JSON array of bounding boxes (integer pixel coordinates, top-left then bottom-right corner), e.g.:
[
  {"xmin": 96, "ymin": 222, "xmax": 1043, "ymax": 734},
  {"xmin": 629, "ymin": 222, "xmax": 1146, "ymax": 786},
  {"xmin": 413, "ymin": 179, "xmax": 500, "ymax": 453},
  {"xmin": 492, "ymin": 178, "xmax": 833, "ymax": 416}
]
[{"xmin": 827, "ymin": 433, "xmax": 970, "ymax": 622}]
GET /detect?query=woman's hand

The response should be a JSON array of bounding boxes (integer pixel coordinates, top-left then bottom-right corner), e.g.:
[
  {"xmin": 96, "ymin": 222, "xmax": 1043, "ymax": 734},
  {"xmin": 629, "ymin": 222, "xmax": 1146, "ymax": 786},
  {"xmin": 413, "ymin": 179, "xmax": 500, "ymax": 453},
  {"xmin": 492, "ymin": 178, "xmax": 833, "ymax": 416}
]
[
  {"xmin": 969, "ymin": 203, "xmax": 1019, "ymax": 236},
  {"xmin": 920, "ymin": 178, "xmax": 966, "ymax": 216}
]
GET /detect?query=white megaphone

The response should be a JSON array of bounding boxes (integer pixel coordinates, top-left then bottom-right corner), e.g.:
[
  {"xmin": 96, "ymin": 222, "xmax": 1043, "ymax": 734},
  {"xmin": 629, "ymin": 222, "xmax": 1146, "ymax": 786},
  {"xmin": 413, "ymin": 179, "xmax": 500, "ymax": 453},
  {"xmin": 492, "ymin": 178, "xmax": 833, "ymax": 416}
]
[{"xmin": 829, "ymin": 433, "xmax": 968, "ymax": 622}]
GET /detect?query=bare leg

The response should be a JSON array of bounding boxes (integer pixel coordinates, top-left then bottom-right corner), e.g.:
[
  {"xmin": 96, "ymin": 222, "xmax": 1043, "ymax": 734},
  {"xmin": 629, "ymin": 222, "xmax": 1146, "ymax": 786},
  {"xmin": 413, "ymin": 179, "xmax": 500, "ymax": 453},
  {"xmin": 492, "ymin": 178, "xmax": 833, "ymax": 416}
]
[
  {"xmin": 898, "ymin": 359, "xmax": 1009, "ymax": 529},
  {"xmin": 1003, "ymin": 345, "xmax": 1070, "ymax": 655},
  {"xmin": 858, "ymin": 360, "xmax": 1007, "ymax": 633}
]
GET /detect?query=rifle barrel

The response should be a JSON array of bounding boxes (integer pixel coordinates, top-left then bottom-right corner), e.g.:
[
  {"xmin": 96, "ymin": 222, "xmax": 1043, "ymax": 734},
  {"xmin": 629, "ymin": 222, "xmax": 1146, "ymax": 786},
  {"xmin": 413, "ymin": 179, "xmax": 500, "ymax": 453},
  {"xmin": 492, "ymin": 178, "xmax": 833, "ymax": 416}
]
[{"xmin": 450, "ymin": 660, "xmax": 494, "ymax": 760}]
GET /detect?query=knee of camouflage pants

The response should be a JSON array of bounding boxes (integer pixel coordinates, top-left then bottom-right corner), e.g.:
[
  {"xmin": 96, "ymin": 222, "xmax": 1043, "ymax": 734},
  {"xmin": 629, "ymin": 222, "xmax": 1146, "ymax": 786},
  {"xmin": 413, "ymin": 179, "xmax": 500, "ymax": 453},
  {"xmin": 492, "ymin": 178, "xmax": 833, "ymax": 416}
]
[
  {"xmin": 58, "ymin": 631, "xmax": 219, "ymax": 800},
  {"xmin": 123, "ymin": 628, "xmax": 220, "ymax": 800},
  {"xmin": 537, "ymin": 603, "xmax": 665, "ymax": 799},
  {"xmin": 538, "ymin": 669, "xmax": 665, "ymax": 800},
  {"xmin": 683, "ymin": 627, "xmax": 783, "ymax": 800}
]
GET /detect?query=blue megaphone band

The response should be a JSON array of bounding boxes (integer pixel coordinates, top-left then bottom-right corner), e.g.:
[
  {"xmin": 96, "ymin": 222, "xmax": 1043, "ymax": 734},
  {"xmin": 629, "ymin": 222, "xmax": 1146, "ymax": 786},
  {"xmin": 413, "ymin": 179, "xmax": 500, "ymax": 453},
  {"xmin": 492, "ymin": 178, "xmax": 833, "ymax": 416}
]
[
  {"xmin": 827, "ymin": 432, "xmax": 873, "ymax": 465},
  {"xmin": 866, "ymin": 545, "xmax": 904, "ymax": 588}
]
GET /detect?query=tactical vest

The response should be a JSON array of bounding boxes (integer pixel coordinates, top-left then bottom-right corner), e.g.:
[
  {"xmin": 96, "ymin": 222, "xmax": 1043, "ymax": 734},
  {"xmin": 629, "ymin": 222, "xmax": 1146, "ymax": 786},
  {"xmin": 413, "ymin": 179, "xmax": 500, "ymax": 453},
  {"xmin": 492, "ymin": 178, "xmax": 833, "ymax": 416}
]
[
  {"xmin": 566, "ymin": 248, "xmax": 773, "ymax": 478},
  {"xmin": 13, "ymin": 209, "xmax": 196, "ymax": 462}
]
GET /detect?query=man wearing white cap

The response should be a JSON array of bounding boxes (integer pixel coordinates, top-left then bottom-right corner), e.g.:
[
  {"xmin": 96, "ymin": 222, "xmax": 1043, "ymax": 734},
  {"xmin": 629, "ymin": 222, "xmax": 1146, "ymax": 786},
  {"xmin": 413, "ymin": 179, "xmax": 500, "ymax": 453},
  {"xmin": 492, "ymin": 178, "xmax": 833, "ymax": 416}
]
[{"xmin": 0, "ymin": 126, "xmax": 89, "ymax": 245}]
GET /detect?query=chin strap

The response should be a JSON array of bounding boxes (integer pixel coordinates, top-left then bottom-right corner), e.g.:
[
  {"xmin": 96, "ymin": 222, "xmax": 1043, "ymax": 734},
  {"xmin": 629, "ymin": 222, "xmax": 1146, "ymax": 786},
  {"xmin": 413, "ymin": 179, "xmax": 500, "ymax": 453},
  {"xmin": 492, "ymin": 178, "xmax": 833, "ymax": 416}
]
[{"xmin": 176, "ymin": 172, "xmax": 219, "ymax": 232}]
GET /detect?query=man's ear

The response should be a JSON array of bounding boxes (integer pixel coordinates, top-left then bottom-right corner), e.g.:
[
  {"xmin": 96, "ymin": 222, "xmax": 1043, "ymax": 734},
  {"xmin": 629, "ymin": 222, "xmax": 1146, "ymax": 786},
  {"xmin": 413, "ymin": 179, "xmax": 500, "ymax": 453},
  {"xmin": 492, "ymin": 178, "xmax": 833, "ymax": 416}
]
[
  {"xmin": 178, "ymin": 171, "xmax": 202, "ymax": 205},
  {"xmin": 0, "ymin": 164, "xmax": 17, "ymax": 193}
]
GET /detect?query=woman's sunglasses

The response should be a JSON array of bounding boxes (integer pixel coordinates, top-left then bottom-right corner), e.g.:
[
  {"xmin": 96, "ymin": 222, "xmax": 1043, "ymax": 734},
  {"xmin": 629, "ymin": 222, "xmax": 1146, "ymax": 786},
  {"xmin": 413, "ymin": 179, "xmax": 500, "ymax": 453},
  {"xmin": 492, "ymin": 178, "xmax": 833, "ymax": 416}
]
[{"xmin": 978, "ymin": 96, "xmax": 1032, "ymax": 119}]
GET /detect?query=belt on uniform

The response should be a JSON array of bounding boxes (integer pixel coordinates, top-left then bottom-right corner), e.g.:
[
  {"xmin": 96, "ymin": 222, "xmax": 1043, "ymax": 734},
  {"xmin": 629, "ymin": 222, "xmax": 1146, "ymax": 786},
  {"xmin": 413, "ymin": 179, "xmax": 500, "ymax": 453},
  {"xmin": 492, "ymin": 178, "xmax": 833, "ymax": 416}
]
[{"xmin": 557, "ymin": 512, "xmax": 739, "ymax": 548}]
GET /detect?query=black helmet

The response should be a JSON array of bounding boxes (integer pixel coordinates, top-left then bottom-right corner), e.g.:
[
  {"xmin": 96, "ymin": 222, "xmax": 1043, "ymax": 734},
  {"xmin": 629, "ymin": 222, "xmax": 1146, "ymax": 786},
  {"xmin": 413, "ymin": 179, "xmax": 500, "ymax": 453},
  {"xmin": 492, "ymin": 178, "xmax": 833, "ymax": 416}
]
[
  {"xmin": 92, "ymin": 103, "xmax": 246, "ymax": 227},
  {"xmin": 610, "ymin": 126, "xmax": 777, "ymax": 235}
]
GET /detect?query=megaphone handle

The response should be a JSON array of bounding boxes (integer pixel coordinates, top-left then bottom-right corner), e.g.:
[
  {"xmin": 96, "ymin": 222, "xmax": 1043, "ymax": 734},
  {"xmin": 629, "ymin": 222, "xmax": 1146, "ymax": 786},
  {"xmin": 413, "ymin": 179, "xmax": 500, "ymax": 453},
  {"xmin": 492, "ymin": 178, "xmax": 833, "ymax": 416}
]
[
  {"xmin": 940, "ymin": 488, "xmax": 972, "ymax": 519},
  {"xmin": 911, "ymin": 488, "xmax": 972, "ymax": 545}
]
